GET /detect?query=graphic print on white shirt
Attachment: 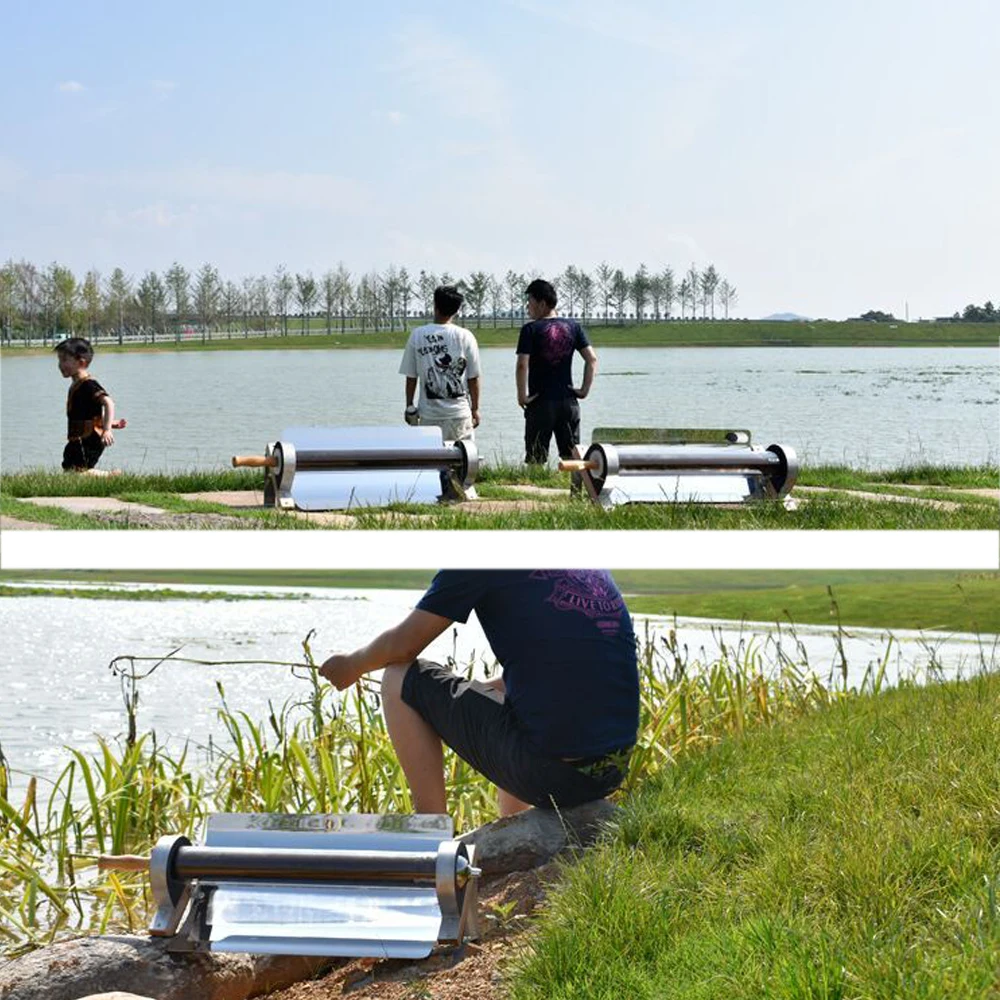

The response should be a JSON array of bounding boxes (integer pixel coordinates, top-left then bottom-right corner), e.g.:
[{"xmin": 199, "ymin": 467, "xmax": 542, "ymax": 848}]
[{"xmin": 399, "ymin": 323, "xmax": 480, "ymax": 422}]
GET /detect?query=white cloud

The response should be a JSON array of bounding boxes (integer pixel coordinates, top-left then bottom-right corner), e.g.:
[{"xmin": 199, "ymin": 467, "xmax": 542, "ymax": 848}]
[
  {"xmin": 507, "ymin": 0, "xmax": 744, "ymax": 64},
  {"xmin": 385, "ymin": 21, "xmax": 513, "ymax": 129},
  {"xmin": 386, "ymin": 110, "xmax": 403, "ymax": 125},
  {"xmin": 58, "ymin": 81, "xmax": 85, "ymax": 93},
  {"xmin": 151, "ymin": 80, "xmax": 177, "ymax": 93}
]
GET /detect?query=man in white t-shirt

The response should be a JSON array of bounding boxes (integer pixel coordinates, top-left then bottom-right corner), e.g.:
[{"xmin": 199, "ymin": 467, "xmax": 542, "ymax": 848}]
[{"xmin": 399, "ymin": 285, "xmax": 481, "ymax": 442}]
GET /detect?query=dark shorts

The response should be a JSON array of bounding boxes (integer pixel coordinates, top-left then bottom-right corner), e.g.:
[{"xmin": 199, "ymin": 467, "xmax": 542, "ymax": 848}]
[
  {"xmin": 400, "ymin": 659, "xmax": 631, "ymax": 810},
  {"xmin": 62, "ymin": 433, "xmax": 105, "ymax": 471},
  {"xmin": 524, "ymin": 396, "xmax": 581, "ymax": 465}
]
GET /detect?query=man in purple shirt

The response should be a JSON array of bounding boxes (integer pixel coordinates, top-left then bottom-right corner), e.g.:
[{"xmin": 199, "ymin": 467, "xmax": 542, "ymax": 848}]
[
  {"xmin": 319, "ymin": 570, "xmax": 638, "ymax": 817},
  {"xmin": 516, "ymin": 279, "xmax": 598, "ymax": 476}
]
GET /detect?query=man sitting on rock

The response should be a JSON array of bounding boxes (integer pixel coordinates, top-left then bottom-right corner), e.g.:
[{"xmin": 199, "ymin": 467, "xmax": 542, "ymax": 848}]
[{"xmin": 320, "ymin": 571, "xmax": 639, "ymax": 816}]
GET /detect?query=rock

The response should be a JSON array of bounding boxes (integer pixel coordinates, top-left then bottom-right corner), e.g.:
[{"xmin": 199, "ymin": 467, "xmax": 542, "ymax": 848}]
[
  {"xmin": 460, "ymin": 799, "xmax": 618, "ymax": 875},
  {"xmin": 0, "ymin": 935, "xmax": 336, "ymax": 1000}
]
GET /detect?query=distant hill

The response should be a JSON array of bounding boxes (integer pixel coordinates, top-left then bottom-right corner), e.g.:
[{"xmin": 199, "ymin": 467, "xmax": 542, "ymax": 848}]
[{"xmin": 761, "ymin": 312, "xmax": 812, "ymax": 322}]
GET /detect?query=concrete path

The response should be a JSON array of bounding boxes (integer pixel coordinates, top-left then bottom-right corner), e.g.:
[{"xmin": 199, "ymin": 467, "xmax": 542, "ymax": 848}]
[
  {"xmin": 179, "ymin": 490, "xmax": 265, "ymax": 507},
  {"xmin": 794, "ymin": 486, "xmax": 961, "ymax": 511},
  {"xmin": 0, "ymin": 515, "xmax": 57, "ymax": 530},
  {"xmin": 23, "ymin": 496, "xmax": 168, "ymax": 516},
  {"xmin": 876, "ymin": 483, "xmax": 999, "ymax": 501}
]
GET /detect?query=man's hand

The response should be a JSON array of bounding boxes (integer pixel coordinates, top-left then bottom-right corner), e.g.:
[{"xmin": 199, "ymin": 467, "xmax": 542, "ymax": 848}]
[
  {"xmin": 572, "ymin": 387, "xmax": 588, "ymax": 399},
  {"xmin": 319, "ymin": 653, "xmax": 366, "ymax": 690},
  {"xmin": 100, "ymin": 430, "xmax": 115, "ymax": 446},
  {"xmin": 471, "ymin": 409, "xmax": 481, "ymax": 428},
  {"xmin": 518, "ymin": 393, "xmax": 538, "ymax": 409}
]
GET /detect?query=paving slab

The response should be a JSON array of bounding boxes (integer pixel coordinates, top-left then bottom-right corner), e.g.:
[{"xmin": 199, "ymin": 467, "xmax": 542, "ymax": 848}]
[
  {"xmin": 180, "ymin": 489, "xmax": 265, "ymax": 507},
  {"xmin": 506, "ymin": 485, "xmax": 567, "ymax": 498},
  {"xmin": 452, "ymin": 499, "xmax": 547, "ymax": 514},
  {"xmin": 0, "ymin": 515, "xmax": 57, "ymax": 530},
  {"xmin": 23, "ymin": 496, "xmax": 168, "ymax": 516},
  {"xmin": 794, "ymin": 486, "xmax": 960, "ymax": 511},
  {"xmin": 285, "ymin": 510, "xmax": 358, "ymax": 527},
  {"xmin": 873, "ymin": 483, "xmax": 999, "ymax": 501}
]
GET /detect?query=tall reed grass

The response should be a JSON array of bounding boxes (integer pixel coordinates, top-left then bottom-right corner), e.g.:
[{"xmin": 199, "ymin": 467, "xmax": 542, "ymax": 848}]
[{"xmin": 0, "ymin": 623, "xmax": 966, "ymax": 958}]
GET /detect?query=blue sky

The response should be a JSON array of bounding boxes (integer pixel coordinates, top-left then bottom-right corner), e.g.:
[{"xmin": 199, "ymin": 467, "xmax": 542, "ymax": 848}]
[{"xmin": 1, "ymin": 0, "xmax": 997, "ymax": 318}]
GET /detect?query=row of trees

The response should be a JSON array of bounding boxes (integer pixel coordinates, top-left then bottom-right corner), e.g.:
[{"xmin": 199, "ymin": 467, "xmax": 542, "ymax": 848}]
[
  {"xmin": 950, "ymin": 301, "xmax": 999, "ymax": 323},
  {"xmin": 856, "ymin": 302, "xmax": 999, "ymax": 323},
  {"xmin": 0, "ymin": 259, "xmax": 739, "ymax": 343}
]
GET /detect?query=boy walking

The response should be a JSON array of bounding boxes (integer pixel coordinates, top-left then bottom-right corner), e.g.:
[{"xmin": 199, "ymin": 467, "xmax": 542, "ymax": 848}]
[
  {"xmin": 55, "ymin": 337, "xmax": 123, "ymax": 473},
  {"xmin": 399, "ymin": 286, "xmax": 481, "ymax": 442}
]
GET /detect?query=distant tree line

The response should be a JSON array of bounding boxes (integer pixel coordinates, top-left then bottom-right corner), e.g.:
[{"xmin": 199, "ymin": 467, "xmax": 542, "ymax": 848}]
[
  {"xmin": 950, "ymin": 301, "xmax": 999, "ymax": 323},
  {"xmin": 854, "ymin": 302, "xmax": 999, "ymax": 323},
  {"xmin": 0, "ymin": 259, "xmax": 739, "ymax": 344}
]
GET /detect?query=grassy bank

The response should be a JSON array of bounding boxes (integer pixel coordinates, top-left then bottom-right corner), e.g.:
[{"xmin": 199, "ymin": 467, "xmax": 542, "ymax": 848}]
[
  {"xmin": 509, "ymin": 671, "xmax": 1000, "ymax": 999},
  {"xmin": 2, "ymin": 571, "xmax": 998, "ymax": 633},
  {"xmin": 0, "ymin": 626, "xmax": 915, "ymax": 958},
  {"xmin": 0, "ymin": 584, "xmax": 305, "ymax": 601},
  {"xmin": 2, "ymin": 463, "xmax": 996, "ymax": 530},
  {"xmin": 2, "ymin": 319, "xmax": 997, "ymax": 356}
]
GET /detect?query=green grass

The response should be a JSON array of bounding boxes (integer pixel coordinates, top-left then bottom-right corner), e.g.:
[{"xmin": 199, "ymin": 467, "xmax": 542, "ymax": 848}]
[
  {"xmin": 2, "ymin": 572, "xmax": 997, "ymax": 632},
  {"xmin": 627, "ymin": 573, "xmax": 1000, "ymax": 633},
  {"xmin": 3, "ymin": 319, "xmax": 996, "ymax": 354},
  {"xmin": 507, "ymin": 671, "xmax": 1000, "ymax": 1000},
  {"xmin": 0, "ymin": 569, "xmax": 438, "ymax": 590},
  {"xmin": 0, "ymin": 624, "xmax": 900, "ymax": 958},
  {"xmin": 801, "ymin": 464, "xmax": 999, "ymax": 490},
  {"xmin": 3, "ymin": 465, "xmax": 994, "ymax": 530},
  {"xmin": 0, "ymin": 584, "xmax": 303, "ymax": 601}
]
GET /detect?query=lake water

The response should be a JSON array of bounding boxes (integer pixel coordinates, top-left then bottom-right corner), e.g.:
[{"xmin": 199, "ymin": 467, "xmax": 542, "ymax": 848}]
[
  {"xmin": 2, "ymin": 346, "xmax": 996, "ymax": 471},
  {"xmin": 1, "ymin": 584, "xmax": 995, "ymax": 797}
]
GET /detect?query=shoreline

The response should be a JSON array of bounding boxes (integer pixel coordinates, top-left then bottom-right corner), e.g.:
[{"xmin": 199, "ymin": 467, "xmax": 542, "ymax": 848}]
[{"xmin": 2, "ymin": 319, "xmax": 996, "ymax": 356}]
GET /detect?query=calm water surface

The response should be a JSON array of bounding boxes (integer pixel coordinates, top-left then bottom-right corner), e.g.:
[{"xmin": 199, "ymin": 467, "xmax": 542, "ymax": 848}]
[
  {"xmin": 2, "ymin": 346, "xmax": 996, "ymax": 471},
  {"xmin": 1, "ymin": 584, "xmax": 994, "ymax": 796}
]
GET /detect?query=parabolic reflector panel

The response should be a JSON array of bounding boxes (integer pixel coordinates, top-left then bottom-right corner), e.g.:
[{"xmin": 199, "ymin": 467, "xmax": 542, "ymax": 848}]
[
  {"xmin": 283, "ymin": 426, "xmax": 449, "ymax": 510},
  {"xmin": 207, "ymin": 882, "xmax": 442, "ymax": 958}
]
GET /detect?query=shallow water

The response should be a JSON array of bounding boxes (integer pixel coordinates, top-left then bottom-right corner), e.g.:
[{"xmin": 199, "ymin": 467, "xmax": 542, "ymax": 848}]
[
  {"xmin": 1, "ymin": 584, "xmax": 994, "ymax": 797},
  {"xmin": 2, "ymin": 345, "xmax": 996, "ymax": 471}
]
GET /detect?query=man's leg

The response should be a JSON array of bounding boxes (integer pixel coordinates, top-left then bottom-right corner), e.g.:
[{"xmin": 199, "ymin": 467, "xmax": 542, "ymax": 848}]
[
  {"xmin": 381, "ymin": 663, "xmax": 447, "ymax": 813},
  {"xmin": 480, "ymin": 677, "xmax": 531, "ymax": 816},
  {"xmin": 395, "ymin": 659, "xmax": 613, "ymax": 812},
  {"xmin": 524, "ymin": 399, "xmax": 554, "ymax": 464},
  {"xmin": 552, "ymin": 398, "xmax": 583, "ymax": 493}
]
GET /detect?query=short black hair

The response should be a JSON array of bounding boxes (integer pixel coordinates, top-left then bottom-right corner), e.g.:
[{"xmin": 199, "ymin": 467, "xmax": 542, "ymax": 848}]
[
  {"xmin": 434, "ymin": 285, "xmax": 464, "ymax": 317},
  {"xmin": 525, "ymin": 278, "xmax": 557, "ymax": 309},
  {"xmin": 54, "ymin": 337, "xmax": 94, "ymax": 364}
]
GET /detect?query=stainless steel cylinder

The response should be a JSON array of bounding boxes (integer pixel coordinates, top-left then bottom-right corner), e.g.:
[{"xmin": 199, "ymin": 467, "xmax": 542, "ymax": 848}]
[
  {"xmin": 609, "ymin": 444, "xmax": 783, "ymax": 471},
  {"xmin": 294, "ymin": 447, "xmax": 468, "ymax": 471}
]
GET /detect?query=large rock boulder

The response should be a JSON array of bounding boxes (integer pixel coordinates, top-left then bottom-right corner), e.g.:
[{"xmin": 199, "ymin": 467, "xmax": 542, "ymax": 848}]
[
  {"xmin": 460, "ymin": 798, "xmax": 618, "ymax": 875},
  {"xmin": 0, "ymin": 936, "xmax": 334, "ymax": 1000}
]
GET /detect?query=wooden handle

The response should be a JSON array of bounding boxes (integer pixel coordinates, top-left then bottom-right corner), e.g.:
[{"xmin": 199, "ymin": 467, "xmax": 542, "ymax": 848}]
[
  {"xmin": 98, "ymin": 854, "xmax": 149, "ymax": 872},
  {"xmin": 232, "ymin": 455, "xmax": 278, "ymax": 468},
  {"xmin": 558, "ymin": 459, "xmax": 598, "ymax": 472}
]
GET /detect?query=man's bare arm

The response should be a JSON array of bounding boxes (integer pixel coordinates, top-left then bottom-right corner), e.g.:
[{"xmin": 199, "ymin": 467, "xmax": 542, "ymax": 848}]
[
  {"xmin": 516, "ymin": 354, "xmax": 535, "ymax": 408},
  {"xmin": 468, "ymin": 376, "xmax": 480, "ymax": 427},
  {"xmin": 319, "ymin": 609, "xmax": 453, "ymax": 690},
  {"xmin": 405, "ymin": 376, "xmax": 418, "ymax": 408},
  {"xmin": 575, "ymin": 346, "xmax": 598, "ymax": 399}
]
